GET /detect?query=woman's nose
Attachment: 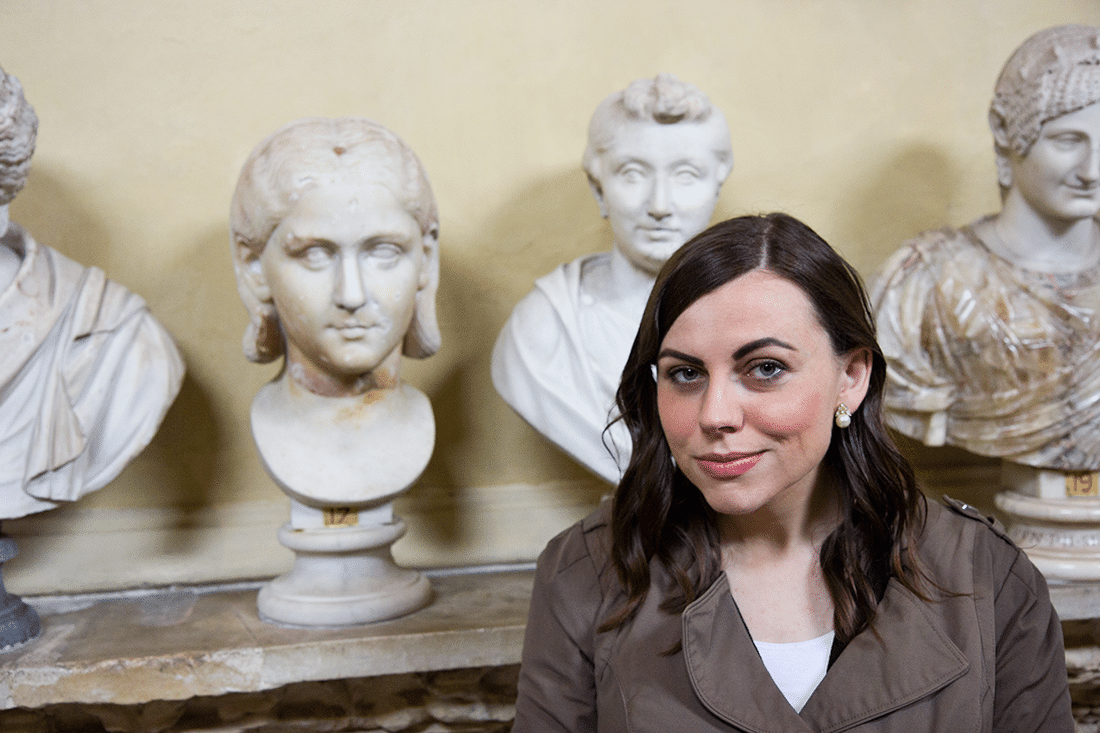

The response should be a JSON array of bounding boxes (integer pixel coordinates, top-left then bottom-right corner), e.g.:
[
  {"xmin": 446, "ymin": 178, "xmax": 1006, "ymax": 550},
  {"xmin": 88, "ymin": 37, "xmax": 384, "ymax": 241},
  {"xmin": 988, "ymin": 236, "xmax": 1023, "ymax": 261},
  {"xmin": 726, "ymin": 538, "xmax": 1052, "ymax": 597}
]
[{"xmin": 698, "ymin": 381, "xmax": 743, "ymax": 433}]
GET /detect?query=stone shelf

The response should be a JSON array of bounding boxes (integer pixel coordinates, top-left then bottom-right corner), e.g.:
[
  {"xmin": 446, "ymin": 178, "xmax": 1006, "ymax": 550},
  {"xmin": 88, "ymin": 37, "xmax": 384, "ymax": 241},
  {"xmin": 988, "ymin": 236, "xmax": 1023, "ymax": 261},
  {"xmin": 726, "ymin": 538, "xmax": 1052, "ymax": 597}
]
[{"xmin": 0, "ymin": 567, "xmax": 534, "ymax": 710}]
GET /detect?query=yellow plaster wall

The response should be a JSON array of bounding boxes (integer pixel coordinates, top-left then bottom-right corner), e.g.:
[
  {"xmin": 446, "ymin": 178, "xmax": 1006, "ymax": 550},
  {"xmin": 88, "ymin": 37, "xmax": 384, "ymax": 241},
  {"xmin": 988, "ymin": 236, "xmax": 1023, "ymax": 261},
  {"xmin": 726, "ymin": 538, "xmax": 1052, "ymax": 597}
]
[{"xmin": 0, "ymin": 0, "xmax": 1096, "ymax": 593}]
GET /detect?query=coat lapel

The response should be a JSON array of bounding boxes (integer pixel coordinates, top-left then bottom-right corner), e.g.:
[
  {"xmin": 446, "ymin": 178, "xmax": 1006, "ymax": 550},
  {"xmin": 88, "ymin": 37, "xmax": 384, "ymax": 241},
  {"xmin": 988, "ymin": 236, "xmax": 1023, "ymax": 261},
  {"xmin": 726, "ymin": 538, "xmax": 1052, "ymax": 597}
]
[
  {"xmin": 802, "ymin": 579, "xmax": 970, "ymax": 731},
  {"xmin": 682, "ymin": 574, "xmax": 969, "ymax": 732},
  {"xmin": 682, "ymin": 577, "xmax": 811, "ymax": 732}
]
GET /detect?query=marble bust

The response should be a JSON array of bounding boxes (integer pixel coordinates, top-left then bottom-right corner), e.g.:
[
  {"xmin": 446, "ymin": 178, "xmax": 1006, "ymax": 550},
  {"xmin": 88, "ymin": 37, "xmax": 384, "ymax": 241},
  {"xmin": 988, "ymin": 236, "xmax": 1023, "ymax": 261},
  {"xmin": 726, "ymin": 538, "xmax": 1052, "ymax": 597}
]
[
  {"xmin": 871, "ymin": 25, "xmax": 1100, "ymax": 581},
  {"xmin": 0, "ymin": 66, "xmax": 184, "ymax": 518},
  {"xmin": 231, "ymin": 116, "xmax": 439, "ymax": 625},
  {"xmin": 0, "ymin": 65, "xmax": 184, "ymax": 648},
  {"xmin": 492, "ymin": 73, "xmax": 732, "ymax": 483}
]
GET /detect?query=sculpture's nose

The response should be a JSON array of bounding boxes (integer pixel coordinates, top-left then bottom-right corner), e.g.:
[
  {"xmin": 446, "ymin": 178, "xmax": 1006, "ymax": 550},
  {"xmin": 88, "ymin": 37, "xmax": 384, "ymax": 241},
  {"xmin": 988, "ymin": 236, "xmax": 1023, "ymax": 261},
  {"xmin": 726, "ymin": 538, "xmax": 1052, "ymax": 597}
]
[
  {"xmin": 334, "ymin": 252, "xmax": 367, "ymax": 311},
  {"xmin": 1080, "ymin": 140, "xmax": 1100, "ymax": 184},
  {"xmin": 647, "ymin": 177, "xmax": 672, "ymax": 220}
]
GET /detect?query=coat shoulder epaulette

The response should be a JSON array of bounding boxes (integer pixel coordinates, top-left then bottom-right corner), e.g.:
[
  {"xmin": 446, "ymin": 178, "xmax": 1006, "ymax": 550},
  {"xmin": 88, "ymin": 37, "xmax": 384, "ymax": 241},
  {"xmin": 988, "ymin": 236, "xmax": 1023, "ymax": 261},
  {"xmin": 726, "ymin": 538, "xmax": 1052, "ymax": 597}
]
[{"xmin": 941, "ymin": 495, "xmax": 1011, "ymax": 542}]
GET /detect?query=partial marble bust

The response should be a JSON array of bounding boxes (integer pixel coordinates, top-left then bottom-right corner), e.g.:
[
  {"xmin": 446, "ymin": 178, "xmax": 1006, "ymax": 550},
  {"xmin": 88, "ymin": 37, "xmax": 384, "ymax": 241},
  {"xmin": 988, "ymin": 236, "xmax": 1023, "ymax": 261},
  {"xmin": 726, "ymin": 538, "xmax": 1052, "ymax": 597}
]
[
  {"xmin": 492, "ymin": 73, "xmax": 732, "ymax": 483},
  {"xmin": 872, "ymin": 25, "xmax": 1100, "ymax": 470},
  {"xmin": 0, "ymin": 66, "xmax": 185, "ymax": 519},
  {"xmin": 232, "ymin": 117, "xmax": 440, "ymax": 509}
]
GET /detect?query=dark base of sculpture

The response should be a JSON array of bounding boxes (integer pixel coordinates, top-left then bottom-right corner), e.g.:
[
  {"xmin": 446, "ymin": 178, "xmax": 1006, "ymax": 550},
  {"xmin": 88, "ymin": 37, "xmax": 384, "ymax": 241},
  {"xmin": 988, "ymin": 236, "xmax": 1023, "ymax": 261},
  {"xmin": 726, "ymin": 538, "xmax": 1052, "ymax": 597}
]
[{"xmin": 0, "ymin": 534, "xmax": 41, "ymax": 651}]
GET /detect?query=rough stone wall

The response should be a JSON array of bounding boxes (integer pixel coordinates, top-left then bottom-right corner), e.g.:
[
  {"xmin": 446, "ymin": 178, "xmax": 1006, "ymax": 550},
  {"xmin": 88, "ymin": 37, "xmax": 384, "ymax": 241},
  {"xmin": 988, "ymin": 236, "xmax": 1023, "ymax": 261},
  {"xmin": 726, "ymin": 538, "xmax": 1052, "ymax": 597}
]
[
  {"xmin": 0, "ymin": 665, "xmax": 519, "ymax": 733},
  {"xmin": 3, "ymin": 659, "xmax": 1098, "ymax": 731},
  {"xmin": 1068, "ymin": 620, "xmax": 1100, "ymax": 733}
]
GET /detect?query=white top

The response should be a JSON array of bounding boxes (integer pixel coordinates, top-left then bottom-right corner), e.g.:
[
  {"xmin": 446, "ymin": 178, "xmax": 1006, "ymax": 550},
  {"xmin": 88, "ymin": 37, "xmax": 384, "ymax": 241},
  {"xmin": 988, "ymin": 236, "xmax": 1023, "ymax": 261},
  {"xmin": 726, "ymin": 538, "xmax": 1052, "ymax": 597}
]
[{"xmin": 753, "ymin": 630, "xmax": 835, "ymax": 713}]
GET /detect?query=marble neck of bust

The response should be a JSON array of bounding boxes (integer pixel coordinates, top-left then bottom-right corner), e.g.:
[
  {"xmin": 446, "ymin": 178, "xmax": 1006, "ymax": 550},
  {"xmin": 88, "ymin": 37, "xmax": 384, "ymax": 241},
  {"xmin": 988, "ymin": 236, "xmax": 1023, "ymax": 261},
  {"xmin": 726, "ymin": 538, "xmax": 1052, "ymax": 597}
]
[
  {"xmin": 284, "ymin": 343, "xmax": 402, "ymax": 399},
  {"xmin": 986, "ymin": 193, "xmax": 1100, "ymax": 274},
  {"xmin": 0, "ymin": 208, "xmax": 21, "ymax": 295},
  {"xmin": 608, "ymin": 246, "xmax": 659, "ymax": 306}
]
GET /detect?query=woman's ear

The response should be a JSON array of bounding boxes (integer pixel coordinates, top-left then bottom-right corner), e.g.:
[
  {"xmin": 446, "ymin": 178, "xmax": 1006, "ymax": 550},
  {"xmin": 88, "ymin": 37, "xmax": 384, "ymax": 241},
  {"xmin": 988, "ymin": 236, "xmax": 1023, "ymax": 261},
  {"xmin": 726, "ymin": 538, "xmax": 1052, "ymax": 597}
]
[{"xmin": 839, "ymin": 347, "xmax": 873, "ymax": 413}]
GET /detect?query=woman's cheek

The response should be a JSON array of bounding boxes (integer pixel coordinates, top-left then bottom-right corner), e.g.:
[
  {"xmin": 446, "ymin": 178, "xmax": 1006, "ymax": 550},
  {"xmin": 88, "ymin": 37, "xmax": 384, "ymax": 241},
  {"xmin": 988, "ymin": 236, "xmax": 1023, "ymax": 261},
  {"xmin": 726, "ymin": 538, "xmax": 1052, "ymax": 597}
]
[
  {"xmin": 657, "ymin": 391, "xmax": 695, "ymax": 444},
  {"xmin": 752, "ymin": 391, "xmax": 828, "ymax": 436}
]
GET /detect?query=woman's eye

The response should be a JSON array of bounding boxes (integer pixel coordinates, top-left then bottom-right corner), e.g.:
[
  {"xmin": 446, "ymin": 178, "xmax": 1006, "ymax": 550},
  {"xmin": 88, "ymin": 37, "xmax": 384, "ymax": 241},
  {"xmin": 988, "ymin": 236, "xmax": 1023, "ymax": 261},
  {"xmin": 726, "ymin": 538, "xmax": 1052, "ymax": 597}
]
[
  {"xmin": 620, "ymin": 167, "xmax": 646, "ymax": 183},
  {"xmin": 667, "ymin": 366, "xmax": 702, "ymax": 385},
  {"xmin": 749, "ymin": 360, "xmax": 785, "ymax": 380}
]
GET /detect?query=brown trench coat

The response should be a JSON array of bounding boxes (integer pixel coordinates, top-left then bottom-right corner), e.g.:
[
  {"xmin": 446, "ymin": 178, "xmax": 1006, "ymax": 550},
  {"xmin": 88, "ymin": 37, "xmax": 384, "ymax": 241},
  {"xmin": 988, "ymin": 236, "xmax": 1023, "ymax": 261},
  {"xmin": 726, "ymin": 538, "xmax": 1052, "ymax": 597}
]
[{"xmin": 512, "ymin": 498, "xmax": 1072, "ymax": 732}]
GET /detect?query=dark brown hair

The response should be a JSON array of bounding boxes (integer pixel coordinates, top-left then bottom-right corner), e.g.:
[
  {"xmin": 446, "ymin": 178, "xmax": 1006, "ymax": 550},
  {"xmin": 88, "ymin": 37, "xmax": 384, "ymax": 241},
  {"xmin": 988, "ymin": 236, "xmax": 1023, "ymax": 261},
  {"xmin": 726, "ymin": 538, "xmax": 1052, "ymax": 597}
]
[{"xmin": 603, "ymin": 212, "xmax": 926, "ymax": 644}]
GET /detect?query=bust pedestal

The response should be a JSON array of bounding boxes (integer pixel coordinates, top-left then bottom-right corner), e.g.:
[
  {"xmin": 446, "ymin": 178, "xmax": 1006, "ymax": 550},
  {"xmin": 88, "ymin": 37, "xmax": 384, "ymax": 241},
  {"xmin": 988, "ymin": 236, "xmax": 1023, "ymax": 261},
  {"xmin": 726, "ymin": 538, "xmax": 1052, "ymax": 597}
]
[
  {"xmin": 251, "ymin": 380, "xmax": 434, "ymax": 627},
  {"xmin": 995, "ymin": 463, "xmax": 1100, "ymax": 582},
  {"xmin": 258, "ymin": 502, "xmax": 431, "ymax": 626}
]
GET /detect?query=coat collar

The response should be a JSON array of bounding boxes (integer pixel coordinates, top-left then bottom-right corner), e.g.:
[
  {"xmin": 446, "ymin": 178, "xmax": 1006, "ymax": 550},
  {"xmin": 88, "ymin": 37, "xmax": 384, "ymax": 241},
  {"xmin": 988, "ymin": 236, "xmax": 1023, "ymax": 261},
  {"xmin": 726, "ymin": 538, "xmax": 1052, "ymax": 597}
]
[{"xmin": 682, "ymin": 573, "xmax": 969, "ymax": 732}]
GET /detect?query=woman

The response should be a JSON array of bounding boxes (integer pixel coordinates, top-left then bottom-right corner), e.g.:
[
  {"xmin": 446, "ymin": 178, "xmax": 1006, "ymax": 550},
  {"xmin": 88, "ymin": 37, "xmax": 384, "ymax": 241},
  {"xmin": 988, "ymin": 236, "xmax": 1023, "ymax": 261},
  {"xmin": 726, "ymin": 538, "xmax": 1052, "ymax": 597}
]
[{"xmin": 512, "ymin": 213, "xmax": 1071, "ymax": 731}]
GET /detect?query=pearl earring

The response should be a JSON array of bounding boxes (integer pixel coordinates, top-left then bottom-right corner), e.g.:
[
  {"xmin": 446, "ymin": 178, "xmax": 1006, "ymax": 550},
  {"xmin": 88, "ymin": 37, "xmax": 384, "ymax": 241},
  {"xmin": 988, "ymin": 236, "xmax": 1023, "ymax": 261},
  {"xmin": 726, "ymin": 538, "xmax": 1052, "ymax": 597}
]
[{"xmin": 834, "ymin": 404, "xmax": 851, "ymax": 429}]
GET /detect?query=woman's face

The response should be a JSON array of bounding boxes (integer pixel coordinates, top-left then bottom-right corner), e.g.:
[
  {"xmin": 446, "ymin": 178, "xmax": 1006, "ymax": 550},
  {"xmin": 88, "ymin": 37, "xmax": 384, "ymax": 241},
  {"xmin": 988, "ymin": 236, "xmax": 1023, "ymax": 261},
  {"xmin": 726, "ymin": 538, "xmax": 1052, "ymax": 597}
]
[{"xmin": 655, "ymin": 269, "xmax": 870, "ymax": 519}]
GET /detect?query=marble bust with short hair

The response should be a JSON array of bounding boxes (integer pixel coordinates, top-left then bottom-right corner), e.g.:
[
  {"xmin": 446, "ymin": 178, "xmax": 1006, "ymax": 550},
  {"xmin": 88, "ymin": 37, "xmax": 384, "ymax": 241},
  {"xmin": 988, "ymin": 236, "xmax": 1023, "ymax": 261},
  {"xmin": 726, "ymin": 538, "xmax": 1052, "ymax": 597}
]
[
  {"xmin": 0, "ymin": 65, "xmax": 184, "ymax": 648},
  {"xmin": 492, "ymin": 73, "xmax": 733, "ymax": 483},
  {"xmin": 0, "ymin": 66, "xmax": 184, "ymax": 519}
]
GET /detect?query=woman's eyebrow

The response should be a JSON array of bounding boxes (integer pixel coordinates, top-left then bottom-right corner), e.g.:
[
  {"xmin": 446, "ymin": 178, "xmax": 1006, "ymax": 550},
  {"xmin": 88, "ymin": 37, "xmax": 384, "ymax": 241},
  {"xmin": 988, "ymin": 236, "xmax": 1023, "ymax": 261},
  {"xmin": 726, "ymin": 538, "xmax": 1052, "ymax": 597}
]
[
  {"xmin": 656, "ymin": 348, "xmax": 703, "ymax": 365},
  {"xmin": 733, "ymin": 337, "xmax": 796, "ymax": 360}
]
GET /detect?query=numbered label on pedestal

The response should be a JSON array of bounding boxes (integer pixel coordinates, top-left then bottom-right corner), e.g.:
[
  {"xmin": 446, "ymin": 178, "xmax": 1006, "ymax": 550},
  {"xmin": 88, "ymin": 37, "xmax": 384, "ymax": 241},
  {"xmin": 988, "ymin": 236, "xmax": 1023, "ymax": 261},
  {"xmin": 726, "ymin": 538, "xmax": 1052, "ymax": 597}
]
[{"xmin": 1065, "ymin": 472, "xmax": 1100, "ymax": 498}]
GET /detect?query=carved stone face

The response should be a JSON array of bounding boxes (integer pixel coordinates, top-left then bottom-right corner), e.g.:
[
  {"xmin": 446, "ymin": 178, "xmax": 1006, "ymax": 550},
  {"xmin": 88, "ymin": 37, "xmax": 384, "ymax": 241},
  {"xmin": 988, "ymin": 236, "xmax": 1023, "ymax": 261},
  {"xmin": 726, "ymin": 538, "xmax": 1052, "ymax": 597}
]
[
  {"xmin": 256, "ymin": 177, "xmax": 427, "ymax": 396},
  {"xmin": 593, "ymin": 119, "xmax": 727, "ymax": 274},
  {"xmin": 1009, "ymin": 102, "xmax": 1100, "ymax": 224}
]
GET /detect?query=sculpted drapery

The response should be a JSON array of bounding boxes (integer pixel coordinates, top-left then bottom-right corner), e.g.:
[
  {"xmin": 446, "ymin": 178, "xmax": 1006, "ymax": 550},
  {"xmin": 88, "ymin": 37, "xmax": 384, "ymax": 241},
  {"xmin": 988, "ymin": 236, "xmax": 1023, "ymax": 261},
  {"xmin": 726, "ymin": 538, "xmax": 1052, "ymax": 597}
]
[
  {"xmin": 872, "ymin": 218, "xmax": 1100, "ymax": 471},
  {"xmin": 0, "ymin": 225, "xmax": 184, "ymax": 518}
]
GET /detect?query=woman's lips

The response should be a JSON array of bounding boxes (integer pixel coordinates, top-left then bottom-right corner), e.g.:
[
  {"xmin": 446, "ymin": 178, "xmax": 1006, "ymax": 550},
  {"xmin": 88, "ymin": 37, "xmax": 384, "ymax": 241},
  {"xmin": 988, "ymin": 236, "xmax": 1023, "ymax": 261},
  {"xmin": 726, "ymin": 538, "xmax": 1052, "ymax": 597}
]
[{"xmin": 694, "ymin": 452, "xmax": 764, "ymax": 479}]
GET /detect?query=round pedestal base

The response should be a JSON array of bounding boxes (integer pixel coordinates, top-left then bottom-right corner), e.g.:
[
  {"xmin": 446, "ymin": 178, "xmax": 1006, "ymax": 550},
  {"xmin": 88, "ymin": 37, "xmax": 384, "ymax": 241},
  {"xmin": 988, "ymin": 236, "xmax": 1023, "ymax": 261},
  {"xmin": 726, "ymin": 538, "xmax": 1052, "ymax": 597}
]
[
  {"xmin": 258, "ymin": 518, "xmax": 431, "ymax": 627},
  {"xmin": 994, "ymin": 490, "xmax": 1100, "ymax": 581}
]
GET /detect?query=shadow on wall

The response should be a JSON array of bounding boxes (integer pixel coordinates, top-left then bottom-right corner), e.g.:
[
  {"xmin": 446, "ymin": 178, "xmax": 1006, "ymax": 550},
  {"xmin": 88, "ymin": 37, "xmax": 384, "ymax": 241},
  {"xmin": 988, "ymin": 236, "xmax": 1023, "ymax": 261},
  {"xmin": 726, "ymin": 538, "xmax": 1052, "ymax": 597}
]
[
  {"xmin": 140, "ymin": 224, "xmax": 282, "ymax": 549},
  {"xmin": 832, "ymin": 145, "xmax": 1004, "ymax": 515},
  {"xmin": 891, "ymin": 432, "xmax": 1001, "ymax": 519},
  {"xmin": 832, "ymin": 143, "xmax": 957, "ymax": 278},
  {"xmin": 403, "ymin": 168, "xmax": 612, "ymax": 552},
  {"xmin": 1, "ymin": 171, "xmax": 232, "ymax": 577},
  {"xmin": 8, "ymin": 166, "xmax": 113, "ymax": 272}
]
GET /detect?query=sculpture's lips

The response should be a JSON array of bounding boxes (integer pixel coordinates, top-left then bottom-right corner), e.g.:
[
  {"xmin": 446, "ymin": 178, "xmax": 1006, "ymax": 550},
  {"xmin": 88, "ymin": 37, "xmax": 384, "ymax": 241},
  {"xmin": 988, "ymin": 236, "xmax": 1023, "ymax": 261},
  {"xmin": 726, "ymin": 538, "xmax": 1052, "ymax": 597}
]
[
  {"xmin": 332, "ymin": 323, "xmax": 378, "ymax": 339},
  {"xmin": 694, "ymin": 451, "xmax": 764, "ymax": 479},
  {"xmin": 641, "ymin": 226, "xmax": 679, "ymax": 236}
]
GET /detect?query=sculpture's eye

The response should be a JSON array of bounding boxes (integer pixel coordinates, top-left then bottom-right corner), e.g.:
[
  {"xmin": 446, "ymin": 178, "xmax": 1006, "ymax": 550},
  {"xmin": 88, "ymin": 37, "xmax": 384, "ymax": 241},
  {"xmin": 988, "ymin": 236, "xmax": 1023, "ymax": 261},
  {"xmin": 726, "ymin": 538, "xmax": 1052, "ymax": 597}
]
[
  {"xmin": 369, "ymin": 242, "xmax": 404, "ymax": 266},
  {"xmin": 299, "ymin": 245, "xmax": 333, "ymax": 269},
  {"xmin": 675, "ymin": 167, "xmax": 702, "ymax": 184},
  {"xmin": 1048, "ymin": 132, "xmax": 1086, "ymax": 149},
  {"xmin": 619, "ymin": 165, "xmax": 646, "ymax": 184}
]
